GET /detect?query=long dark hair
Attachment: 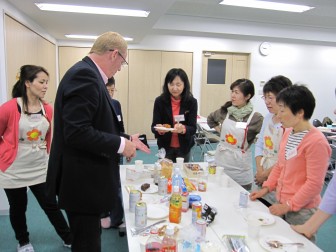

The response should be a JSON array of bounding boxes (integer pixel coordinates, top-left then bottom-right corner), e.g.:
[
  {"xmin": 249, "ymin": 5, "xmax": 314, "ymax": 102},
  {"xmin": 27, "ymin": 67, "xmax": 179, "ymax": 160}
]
[
  {"xmin": 161, "ymin": 68, "xmax": 193, "ymax": 103},
  {"xmin": 221, "ymin": 78, "xmax": 255, "ymax": 111},
  {"xmin": 12, "ymin": 65, "xmax": 49, "ymax": 111}
]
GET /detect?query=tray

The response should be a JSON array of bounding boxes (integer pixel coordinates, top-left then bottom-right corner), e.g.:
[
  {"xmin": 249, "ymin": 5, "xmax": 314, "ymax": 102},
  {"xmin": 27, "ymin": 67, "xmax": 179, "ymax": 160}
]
[{"xmin": 183, "ymin": 163, "xmax": 204, "ymax": 177}]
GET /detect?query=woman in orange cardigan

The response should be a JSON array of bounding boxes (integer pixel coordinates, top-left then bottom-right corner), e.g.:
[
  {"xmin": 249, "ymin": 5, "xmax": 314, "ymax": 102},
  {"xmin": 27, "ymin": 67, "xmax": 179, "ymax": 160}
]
[{"xmin": 250, "ymin": 85, "xmax": 331, "ymax": 241}]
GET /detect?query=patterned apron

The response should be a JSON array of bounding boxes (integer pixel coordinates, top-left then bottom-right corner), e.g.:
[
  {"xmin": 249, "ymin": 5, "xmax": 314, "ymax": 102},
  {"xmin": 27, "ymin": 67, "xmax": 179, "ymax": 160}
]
[
  {"xmin": 215, "ymin": 111, "xmax": 255, "ymax": 186},
  {"xmin": 260, "ymin": 118, "xmax": 283, "ymax": 170},
  {"xmin": 0, "ymin": 98, "xmax": 50, "ymax": 188},
  {"xmin": 257, "ymin": 117, "xmax": 283, "ymax": 203}
]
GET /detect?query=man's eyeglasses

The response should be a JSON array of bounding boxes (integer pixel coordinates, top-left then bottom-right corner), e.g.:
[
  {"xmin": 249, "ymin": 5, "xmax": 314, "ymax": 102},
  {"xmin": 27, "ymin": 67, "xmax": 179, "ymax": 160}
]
[{"xmin": 109, "ymin": 49, "xmax": 128, "ymax": 66}]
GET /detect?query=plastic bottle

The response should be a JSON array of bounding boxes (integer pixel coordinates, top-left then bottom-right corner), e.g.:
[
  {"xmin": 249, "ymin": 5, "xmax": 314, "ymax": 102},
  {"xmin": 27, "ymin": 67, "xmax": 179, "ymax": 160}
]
[
  {"xmin": 153, "ymin": 162, "xmax": 161, "ymax": 185},
  {"xmin": 169, "ymin": 186, "xmax": 182, "ymax": 224},
  {"xmin": 203, "ymin": 153, "xmax": 209, "ymax": 163},
  {"xmin": 172, "ymin": 167, "xmax": 182, "ymax": 191},
  {"xmin": 162, "ymin": 225, "xmax": 177, "ymax": 252},
  {"xmin": 145, "ymin": 226, "xmax": 162, "ymax": 252}
]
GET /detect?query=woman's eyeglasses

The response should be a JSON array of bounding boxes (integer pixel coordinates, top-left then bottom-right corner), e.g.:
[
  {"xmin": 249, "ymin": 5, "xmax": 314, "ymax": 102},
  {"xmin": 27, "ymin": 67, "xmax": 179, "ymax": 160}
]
[{"xmin": 261, "ymin": 95, "xmax": 276, "ymax": 102}]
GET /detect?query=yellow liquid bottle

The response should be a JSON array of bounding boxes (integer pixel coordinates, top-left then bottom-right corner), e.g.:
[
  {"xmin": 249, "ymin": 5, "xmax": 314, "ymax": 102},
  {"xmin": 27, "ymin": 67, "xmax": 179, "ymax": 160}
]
[{"xmin": 169, "ymin": 186, "xmax": 182, "ymax": 224}]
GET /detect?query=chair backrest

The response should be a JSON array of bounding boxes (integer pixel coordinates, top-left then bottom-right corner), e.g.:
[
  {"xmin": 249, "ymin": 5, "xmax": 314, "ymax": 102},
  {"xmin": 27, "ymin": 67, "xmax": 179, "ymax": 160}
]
[
  {"xmin": 196, "ymin": 123, "xmax": 220, "ymax": 143},
  {"xmin": 313, "ymin": 119, "xmax": 322, "ymax": 127},
  {"xmin": 331, "ymin": 144, "xmax": 336, "ymax": 160}
]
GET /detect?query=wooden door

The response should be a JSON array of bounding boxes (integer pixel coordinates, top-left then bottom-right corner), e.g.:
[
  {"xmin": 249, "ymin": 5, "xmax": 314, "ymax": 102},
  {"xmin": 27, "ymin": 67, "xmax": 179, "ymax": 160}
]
[
  {"xmin": 127, "ymin": 50, "xmax": 162, "ymax": 138},
  {"xmin": 161, "ymin": 51, "xmax": 193, "ymax": 88},
  {"xmin": 5, "ymin": 15, "xmax": 56, "ymax": 103},
  {"xmin": 200, "ymin": 52, "xmax": 249, "ymax": 118}
]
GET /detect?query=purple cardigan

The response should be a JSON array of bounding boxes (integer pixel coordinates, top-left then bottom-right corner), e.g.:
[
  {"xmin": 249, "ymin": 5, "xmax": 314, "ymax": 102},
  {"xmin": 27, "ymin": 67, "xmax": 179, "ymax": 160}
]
[
  {"xmin": 320, "ymin": 175, "xmax": 336, "ymax": 215},
  {"xmin": 0, "ymin": 98, "xmax": 53, "ymax": 172}
]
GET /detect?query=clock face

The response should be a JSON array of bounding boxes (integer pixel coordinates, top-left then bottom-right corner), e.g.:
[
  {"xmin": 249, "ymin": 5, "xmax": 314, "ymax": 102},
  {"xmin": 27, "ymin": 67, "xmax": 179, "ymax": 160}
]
[{"xmin": 259, "ymin": 42, "xmax": 271, "ymax": 56}]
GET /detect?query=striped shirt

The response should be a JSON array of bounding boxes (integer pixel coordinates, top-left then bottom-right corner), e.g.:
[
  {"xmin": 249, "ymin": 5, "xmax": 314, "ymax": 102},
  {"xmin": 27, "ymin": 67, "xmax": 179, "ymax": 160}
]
[{"xmin": 285, "ymin": 130, "xmax": 308, "ymax": 160}]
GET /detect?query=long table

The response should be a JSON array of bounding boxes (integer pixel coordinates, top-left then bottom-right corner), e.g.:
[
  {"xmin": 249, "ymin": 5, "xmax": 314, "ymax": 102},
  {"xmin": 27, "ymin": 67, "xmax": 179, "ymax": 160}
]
[{"xmin": 120, "ymin": 163, "xmax": 322, "ymax": 252}]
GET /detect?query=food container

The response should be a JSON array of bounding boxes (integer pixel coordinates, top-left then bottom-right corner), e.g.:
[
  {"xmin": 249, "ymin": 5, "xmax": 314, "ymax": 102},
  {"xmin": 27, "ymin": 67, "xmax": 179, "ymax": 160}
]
[
  {"xmin": 183, "ymin": 164, "xmax": 204, "ymax": 178},
  {"xmin": 126, "ymin": 166, "xmax": 143, "ymax": 181},
  {"xmin": 160, "ymin": 158, "xmax": 173, "ymax": 178}
]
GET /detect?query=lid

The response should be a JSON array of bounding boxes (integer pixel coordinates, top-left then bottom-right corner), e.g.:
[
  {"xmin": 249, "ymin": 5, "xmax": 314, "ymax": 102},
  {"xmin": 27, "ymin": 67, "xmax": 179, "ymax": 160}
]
[
  {"xmin": 165, "ymin": 225, "xmax": 174, "ymax": 235},
  {"xmin": 150, "ymin": 226, "xmax": 159, "ymax": 235}
]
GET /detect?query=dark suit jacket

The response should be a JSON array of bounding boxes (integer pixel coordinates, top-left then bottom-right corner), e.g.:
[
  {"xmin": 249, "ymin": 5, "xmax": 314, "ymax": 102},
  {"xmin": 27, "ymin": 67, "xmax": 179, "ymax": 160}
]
[
  {"xmin": 112, "ymin": 99, "xmax": 125, "ymax": 133},
  {"xmin": 46, "ymin": 56, "xmax": 128, "ymax": 214},
  {"xmin": 151, "ymin": 95, "xmax": 198, "ymax": 155}
]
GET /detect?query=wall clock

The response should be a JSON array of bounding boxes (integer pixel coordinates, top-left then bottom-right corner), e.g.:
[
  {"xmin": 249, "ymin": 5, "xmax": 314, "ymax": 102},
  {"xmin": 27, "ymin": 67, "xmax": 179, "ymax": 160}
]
[{"xmin": 259, "ymin": 42, "xmax": 271, "ymax": 56}]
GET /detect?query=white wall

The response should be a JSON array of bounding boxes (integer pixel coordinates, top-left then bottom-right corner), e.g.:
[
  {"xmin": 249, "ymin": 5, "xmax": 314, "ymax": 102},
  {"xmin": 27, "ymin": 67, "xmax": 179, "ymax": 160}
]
[
  {"xmin": 126, "ymin": 34, "xmax": 336, "ymax": 121},
  {"xmin": 1, "ymin": 1, "xmax": 336, "ymax": 122},
  {"xmin": 0, "ymin": 0, "xmax": 56, "ymax": 104}
]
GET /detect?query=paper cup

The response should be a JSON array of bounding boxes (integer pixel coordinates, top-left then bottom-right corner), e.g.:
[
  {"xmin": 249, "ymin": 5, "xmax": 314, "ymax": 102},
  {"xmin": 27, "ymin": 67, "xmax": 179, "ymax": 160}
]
[
  {"xmin": 135, "ymin": 160, "xmax": 144, "ymax": 172},
  {"xmin": 247, "ymin": 218, "xmax": 261, "ymax": 239}
]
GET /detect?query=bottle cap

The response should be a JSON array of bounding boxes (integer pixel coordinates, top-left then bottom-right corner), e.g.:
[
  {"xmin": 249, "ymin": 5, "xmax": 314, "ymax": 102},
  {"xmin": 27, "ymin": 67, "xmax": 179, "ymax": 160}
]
[
  {"xmin": 165, "ymin": 225, "xmax": 174, "ymax": 235},
  {"xmin": 150, "ymin": 226, "xmax": 159, "ymax": 234}
]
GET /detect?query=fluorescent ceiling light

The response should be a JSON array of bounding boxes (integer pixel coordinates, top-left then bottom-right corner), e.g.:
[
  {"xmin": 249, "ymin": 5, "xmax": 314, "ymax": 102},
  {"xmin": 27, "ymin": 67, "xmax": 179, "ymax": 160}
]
[
  {"xmin": 65, "ymin": 34, "xmax": 134, "ymax": 41},
  {"xmin": 35, "ymin": 3, "xmax": 150, "ymax": 17},
  {"xmin": 219, "ymin": 0, "xmax": 314, "ymax": 13}
]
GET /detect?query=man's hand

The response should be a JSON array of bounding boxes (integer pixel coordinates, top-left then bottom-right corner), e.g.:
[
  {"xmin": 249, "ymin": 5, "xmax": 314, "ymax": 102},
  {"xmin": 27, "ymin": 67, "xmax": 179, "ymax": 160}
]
[
  {"xmin": 122, "ymin": 139, "xmax": 136, "ymax": 160},
  {"xmin": 131, "ymin": 134, "xmax": 151, "ymax": 154}
]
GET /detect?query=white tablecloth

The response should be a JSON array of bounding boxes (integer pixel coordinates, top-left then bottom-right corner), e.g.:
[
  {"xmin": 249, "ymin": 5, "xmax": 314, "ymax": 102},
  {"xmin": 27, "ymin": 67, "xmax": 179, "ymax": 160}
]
[{"xmin": 120, "ymin": 163, "xmax": 322, "ymax": 252}]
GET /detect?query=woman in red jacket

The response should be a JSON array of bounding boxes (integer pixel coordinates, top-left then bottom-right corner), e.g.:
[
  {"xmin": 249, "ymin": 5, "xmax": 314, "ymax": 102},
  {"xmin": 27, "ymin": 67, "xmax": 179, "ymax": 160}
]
[{"xmin": 0, "ymin": 65, "xmax": 72, "ymax": 252}]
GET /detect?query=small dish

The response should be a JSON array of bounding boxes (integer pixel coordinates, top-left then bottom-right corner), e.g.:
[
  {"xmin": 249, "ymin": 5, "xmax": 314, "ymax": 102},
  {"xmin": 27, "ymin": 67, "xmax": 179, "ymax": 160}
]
[
  {"xmin": 141, "ymin": 194, "xmax": 159, "ymax": 204},
  {"xmin": 137, "ymin": 184, "xmax": 158, "ymax": 194},
  {"xmin": 259, "ymin": 235, "xmax": 298, "ymax": 252},
  {"xmin": 246, "ymin": 210, "xmax": 275, "ymax": 226},
  {"xmin": 147, "ymin": 204, "xmax": 169, "ymax": 219},
  {"xmin": 154, "ymin": 126, "xmax": 174, "ymax": 132}
]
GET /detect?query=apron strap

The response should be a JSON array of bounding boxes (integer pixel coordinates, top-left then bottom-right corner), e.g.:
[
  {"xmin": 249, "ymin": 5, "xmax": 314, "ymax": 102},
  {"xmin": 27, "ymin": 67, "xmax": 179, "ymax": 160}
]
[{"xmin": 240, "ymin": 111, "xmax": 255, "ymax": 153}]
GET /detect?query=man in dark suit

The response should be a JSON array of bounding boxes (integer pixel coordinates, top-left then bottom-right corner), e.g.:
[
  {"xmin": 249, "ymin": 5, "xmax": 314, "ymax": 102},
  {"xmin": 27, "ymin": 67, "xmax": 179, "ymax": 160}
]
[
  {"xmin": 46, "ymin": 32, "xmax": 149, "ymax": 252},
  {"xmin": 101, "ymin": 77, "xmax": 125, "ymax": 229}
]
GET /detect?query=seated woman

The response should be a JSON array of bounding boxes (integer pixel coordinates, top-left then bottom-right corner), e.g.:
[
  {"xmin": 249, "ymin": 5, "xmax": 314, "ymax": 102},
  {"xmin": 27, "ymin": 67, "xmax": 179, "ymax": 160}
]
[
  {"xmin": 151, "ymin": 68, "xmax": 197, "ymax": 162},
  {"xmin": 254, "ymin": 75, "xmax": 292, "ymax": 204},
  {"xmin": 250, "ymin": 85, "xmax": 331, "ymax": 242},
  {"xmin": 208, "ymin": 79, "xmax": 263, "ymax": 190}
]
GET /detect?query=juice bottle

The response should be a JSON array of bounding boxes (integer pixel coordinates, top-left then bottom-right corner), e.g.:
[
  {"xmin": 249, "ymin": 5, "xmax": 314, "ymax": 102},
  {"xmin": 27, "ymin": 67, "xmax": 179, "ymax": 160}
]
[
  {"xmin": 145, "ymin": 226, "xmax": 162, "ymax": 252},
  {"xmin": 162, "ymin": 225, "xmax": 177, "ymax": 252},
  {"xmin": 169, "ymin": 186, "xmax": 182, "ymax": 224}
]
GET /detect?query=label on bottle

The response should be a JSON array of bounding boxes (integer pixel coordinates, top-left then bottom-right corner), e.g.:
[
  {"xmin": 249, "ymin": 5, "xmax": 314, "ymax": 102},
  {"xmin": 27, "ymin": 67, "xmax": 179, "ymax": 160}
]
[{"xmin": 169, "ymin": 194, "xmax": 182, "ymax": 223}]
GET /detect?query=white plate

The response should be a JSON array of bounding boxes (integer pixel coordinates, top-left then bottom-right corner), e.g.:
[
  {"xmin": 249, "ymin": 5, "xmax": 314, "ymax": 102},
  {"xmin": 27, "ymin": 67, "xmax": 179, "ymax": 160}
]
[
  {"xmin": 141, "ymin": 194, "xmax": 159, "ymax": 204},
  {"xmin": 138, "ymin": 184, "xmax": 158, "ymax": 194},
  {"xmin": 246, "ymin": 210, "xmax": 275, "ymax": 226},
  {"xmin": 147, "ymin": 204, "xmax": 169, "ymax": 219},
  {"xmin": 154, "ymin": 126, "xmax": 174, "ymax": 132},
  {"xmin": 259, "ymin": 235, "xmax": 298, "ymax": 252}
]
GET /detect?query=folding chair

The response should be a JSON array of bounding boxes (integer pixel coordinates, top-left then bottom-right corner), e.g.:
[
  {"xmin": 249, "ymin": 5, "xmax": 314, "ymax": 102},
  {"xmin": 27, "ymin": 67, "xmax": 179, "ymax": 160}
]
[{"xmin": 191, "ymin": 123, "xmax": 219, "ymax": 161}]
